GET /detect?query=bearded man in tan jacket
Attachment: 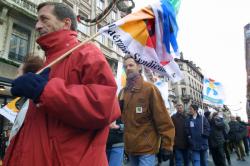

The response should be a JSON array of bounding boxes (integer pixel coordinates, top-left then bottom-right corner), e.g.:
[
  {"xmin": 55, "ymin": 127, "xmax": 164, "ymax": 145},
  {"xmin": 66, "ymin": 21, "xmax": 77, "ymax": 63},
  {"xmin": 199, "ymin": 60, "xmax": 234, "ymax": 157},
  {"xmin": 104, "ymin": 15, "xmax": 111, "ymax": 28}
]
[{"xmin": 120, "ymin": 55, "xmax": 175, "ymax": 166}]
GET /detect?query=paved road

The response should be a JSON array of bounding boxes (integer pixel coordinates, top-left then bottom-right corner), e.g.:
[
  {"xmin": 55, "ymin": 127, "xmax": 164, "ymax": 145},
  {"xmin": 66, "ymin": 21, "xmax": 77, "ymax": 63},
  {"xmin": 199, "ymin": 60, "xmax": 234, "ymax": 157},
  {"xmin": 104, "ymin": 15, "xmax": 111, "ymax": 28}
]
[
  {"xmin": 1, "ymin": 152, "xmax": 249, "ymax": 166},
  {"xmin": 124, "ymin": 152, "xmax": 250, "ymax": 166}
]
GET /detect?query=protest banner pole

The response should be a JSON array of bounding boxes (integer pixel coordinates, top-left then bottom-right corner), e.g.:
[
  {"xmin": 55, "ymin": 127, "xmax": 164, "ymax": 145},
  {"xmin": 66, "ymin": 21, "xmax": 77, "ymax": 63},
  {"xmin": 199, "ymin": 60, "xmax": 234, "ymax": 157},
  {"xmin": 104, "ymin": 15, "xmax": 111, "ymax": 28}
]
[
  {"xmin": 2, "ymin": 31, "xmax": 101, "ymax": 115},
  {"xmin": 201, "ymin": 102, "xmax": 204, "ymax": 134}
]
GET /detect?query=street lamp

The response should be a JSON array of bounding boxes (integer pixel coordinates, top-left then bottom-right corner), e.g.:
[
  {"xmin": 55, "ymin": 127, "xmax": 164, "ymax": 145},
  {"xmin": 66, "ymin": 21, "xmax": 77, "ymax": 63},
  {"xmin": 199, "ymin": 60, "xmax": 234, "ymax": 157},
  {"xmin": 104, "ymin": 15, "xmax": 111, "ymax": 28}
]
[
  {"xmin": 116, "ymin": 0, "xmax": 135, "ymax": 13},
  {"xmin": 77, "ymin": 0, "xmax": 135, "ymax": 26}
]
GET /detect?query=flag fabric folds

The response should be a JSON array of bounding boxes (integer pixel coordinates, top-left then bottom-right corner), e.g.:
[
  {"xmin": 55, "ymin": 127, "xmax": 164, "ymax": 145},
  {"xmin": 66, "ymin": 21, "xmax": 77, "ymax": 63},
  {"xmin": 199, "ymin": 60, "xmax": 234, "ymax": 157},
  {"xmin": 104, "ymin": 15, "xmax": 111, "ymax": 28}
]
[
  {"xmin": 0, "ymin": 97, "xmax": 20, "ymax": 123},
  {"xmin": 169, "ymin": 0, "xmax": 182, "ymax": 14},
  {"xmin": 115, "ymin": 64, "xmax": 127, "ymax": 93},
  {"xmin": 154, "ymin": 79, "xmax": 170, "ymax": 109},
  {"xmin": 99, "ymin": 0, "xmax": 182, "ymax": 82},
  {"xmin": 202, "ymin": 77, "xmax": 225, "ymax": 107}
]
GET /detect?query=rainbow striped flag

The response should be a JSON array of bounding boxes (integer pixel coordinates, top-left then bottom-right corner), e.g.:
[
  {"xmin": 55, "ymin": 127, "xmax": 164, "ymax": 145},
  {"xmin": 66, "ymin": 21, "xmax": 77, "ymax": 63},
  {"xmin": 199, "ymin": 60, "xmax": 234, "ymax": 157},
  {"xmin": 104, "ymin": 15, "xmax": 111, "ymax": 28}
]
[{"xmin": 99, "ymin": 0, "xmax": 183, "ymax": 82}]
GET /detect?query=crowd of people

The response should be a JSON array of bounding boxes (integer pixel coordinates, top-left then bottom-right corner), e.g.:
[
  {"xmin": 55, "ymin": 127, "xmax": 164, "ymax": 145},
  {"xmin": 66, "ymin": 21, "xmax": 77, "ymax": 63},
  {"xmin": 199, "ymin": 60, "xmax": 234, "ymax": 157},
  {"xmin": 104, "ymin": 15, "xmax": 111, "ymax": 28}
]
[
  {"xmin": 169, "ymin": 105, "xmax": 250, "ymax": 166},
  {"xmin": 107, "ymin": 97, "xmax": 250, "ymax": 166},
  {"xmin": 0, "ymin": 1, "xmax": 250, "ymax": 166},
  {"xmin": 105, "ymin": 47, "xmax": 250, "ymax": 166}
]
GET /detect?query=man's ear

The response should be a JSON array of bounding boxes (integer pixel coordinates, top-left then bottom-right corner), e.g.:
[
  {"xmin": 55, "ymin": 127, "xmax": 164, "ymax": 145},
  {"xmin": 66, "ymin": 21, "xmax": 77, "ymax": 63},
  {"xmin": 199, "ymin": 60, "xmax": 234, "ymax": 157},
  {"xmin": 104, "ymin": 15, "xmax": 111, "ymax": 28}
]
[{"xmin": 63, "ymin": 18, "xmax": 72, "ymax": 30}]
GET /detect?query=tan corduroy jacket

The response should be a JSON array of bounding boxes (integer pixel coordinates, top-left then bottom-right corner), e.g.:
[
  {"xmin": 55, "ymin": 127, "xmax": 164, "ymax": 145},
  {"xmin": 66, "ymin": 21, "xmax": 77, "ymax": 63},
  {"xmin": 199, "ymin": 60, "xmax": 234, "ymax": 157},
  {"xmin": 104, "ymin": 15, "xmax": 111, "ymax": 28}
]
[{"xmin": 120, "ymin": 77, "xmax": 175, "ymax": 155}]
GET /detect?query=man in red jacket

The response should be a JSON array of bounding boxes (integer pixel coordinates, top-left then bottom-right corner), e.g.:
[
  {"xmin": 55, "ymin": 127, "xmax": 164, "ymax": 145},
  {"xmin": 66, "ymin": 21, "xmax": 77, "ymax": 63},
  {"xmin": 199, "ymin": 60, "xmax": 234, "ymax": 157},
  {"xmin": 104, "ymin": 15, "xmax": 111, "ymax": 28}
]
[{"xmin": 4, "ymin": 2, "xmax": 120, "ymax": 166}]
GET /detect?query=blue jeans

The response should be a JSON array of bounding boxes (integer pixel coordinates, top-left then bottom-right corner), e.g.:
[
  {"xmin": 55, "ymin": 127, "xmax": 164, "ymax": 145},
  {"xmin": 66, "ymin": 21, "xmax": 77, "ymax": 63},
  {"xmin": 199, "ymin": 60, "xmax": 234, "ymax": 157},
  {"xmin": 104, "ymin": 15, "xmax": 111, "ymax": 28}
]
[
  {"xmin": 129, "ymin": 154, "xmax": 156, "ymax": 166},
  {"xmin": 191, "ymin": 150, "xmax": 208, "ymax": 166},
  {"xmin": 106, "ymin": 146, "xmax": 124, "ymax": 166},
  {"xmin": 175, "ymin": 149, "xmax": 189, "ymax": 166}
]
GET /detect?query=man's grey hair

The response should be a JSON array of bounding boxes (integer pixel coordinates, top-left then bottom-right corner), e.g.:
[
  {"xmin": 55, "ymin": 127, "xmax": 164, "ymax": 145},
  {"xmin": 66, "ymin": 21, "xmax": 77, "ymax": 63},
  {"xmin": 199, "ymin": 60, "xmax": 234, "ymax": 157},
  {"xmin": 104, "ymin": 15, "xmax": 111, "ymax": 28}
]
[{"xmin": 37, "ymin": 2, "xmax": 77, "ymax": 31}]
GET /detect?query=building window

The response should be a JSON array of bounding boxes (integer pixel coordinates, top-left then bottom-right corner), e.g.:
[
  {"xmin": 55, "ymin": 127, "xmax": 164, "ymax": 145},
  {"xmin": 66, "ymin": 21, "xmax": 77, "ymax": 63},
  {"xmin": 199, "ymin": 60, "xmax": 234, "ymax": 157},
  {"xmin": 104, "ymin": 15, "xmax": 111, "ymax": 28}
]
[
  {"xmin": 106, "ymin": 58, "xmax": 118, "ymax": 75},
  {"xmin": 63, "ymin": 0, "xmax": 73, "ymax": 8},
  {"xmin": 179, "ymin": 64, "xmax": 183, "ymax": 70},
  {"xmin": 8, "ymin": 25, "xmax": 30, "ymax": 62},
  {"xmin": 96, "ymin": 0, "xmax": 104, "ymax": 10},
  {"xmin": 77, "ymin": 11, "xmax": 89, "ymax": 35},
  {"xmin": 97, "ymin": 34, "xmax": 105, "ymax": 44},
  {"xmin": 97, "ymin": 24, "xmax": 105, "ymax": 43},
  {"xmin": 111, "ymin": 11, "xmax": 117, "ymax": 21},
  {"xmin": 78, "ymin": 23, "xmax": 89, "ymax": 35},
  {"xmin": 108, "ymin": 39, "xmax": 114, "ymax": 48},
  {"xmin": 181, "ymin": 88, "xmax": 186, "ymax": 97}
]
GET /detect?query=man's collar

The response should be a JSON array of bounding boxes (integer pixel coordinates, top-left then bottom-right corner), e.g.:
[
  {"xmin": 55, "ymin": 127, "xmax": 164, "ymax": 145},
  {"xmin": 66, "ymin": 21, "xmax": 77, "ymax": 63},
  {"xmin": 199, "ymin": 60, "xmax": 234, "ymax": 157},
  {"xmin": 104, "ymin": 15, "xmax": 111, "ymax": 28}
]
[
  {"xmin": 129, "ymin": 76, "xmax": 143, "ymax": 92},
  {"xmin": 36, "ymin": 29, "xmax": 79, "ymax": 65},
  {"xmin": 36, "ymin": 29, "xmax": 78, "ymax": 56},
  {"xmin": 192, "ymin": 113, "xmax": 197, "ymax": 119}
]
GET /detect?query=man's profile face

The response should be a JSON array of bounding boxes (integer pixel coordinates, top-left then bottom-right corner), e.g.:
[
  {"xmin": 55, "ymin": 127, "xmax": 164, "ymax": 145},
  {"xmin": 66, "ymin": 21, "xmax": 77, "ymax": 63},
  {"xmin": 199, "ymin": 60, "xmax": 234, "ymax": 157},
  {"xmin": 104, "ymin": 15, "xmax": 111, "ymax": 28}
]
[
  {"xmin": 35, "ymin": 5, "xmax": 67, "ymax": 36},
  {"xmin": 123, "ymin": 58, "xmax": 141, "ymax": 76}
]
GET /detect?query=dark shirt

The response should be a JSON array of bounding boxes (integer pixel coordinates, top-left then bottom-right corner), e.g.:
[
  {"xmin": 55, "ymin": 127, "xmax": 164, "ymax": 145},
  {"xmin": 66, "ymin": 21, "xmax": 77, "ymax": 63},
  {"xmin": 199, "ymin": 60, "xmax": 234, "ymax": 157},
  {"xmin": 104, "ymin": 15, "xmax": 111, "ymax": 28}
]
[{"xmin": 171, "ymin": 112, "xmax": 188, "ymax": 149}]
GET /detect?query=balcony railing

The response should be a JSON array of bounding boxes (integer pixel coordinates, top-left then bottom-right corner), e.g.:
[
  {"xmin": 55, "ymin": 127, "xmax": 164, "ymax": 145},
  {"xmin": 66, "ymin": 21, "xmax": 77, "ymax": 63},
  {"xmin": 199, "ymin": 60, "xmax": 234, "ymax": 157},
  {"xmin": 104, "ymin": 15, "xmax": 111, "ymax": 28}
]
[{"xmin": 5, "ymin": 0, "xmax": 37, "ymax": 15}]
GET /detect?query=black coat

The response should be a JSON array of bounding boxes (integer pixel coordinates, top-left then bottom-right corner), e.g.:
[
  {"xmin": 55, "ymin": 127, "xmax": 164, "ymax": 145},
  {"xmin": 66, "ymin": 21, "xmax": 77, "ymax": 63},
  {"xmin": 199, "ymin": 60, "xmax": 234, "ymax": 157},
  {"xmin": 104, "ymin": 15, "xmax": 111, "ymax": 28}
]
[
  {"xmin": 238, "ymin": 121, "xmax": 248, "ymax": 138},
  {"xmin": 171, "ymin": 112, "xmax": 189, "ymax": 149},
  {"xmin": 106, "ymin": 118, "xmax": 124, "ymax": 148},
  {"xmin": 106, "ymin": 93, "xmax": 124, "ymax": 149},
  {"xmin": 228, "ymin": 121, "xmax": 245, "ymax": 141},
  {"xmin": 208, "ymin": 117, "xmax": 225, "ymax": 148}
]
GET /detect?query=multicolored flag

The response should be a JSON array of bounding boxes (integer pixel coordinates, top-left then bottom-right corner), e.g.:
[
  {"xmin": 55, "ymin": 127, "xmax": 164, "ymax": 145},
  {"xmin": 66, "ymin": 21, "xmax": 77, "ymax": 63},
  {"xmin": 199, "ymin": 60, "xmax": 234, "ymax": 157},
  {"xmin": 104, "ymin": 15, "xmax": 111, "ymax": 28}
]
[
  {"xmin": 115, "ymin": 63, "xmax": 127, "ymax": 93},
  {"xmin": 0, "ymin": 97, "xmax": 20, "ymax": 123},
  {"xmin": 154, "ymin": 78, "xmax": 170, "ymax": 109},
  {"xmin": 202, "ymin": 77, "xmax": 225, "ymax": 107},
  {"xmin": 169, "ymin": 0, "xmax": 182, "ymax": 14},
  {"xmin": 99, "ymin": 0, "xmax": 183, "ymax": 82}
]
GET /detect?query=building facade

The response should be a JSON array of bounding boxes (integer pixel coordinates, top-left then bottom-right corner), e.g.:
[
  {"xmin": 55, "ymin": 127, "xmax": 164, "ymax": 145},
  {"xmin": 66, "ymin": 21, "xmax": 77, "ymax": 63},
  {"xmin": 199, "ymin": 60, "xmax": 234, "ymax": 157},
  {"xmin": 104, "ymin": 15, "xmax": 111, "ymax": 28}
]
[
  {"xmin": 0, "ymin": 0, "xmax": 125, "ymax": 134},
  {"xmin": 172, "ymin": 54, "xmax": 204, "ymax": 112},
  {"xmin": 244, "ymin": 23, "xmax": 250, "ymax": 119}
]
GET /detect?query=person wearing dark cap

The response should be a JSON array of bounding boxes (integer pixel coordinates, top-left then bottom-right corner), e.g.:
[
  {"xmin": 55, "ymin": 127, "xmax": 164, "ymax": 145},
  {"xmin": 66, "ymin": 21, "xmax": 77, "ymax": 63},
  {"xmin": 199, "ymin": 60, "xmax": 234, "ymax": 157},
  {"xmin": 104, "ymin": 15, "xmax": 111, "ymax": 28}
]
[{"xmin": 185, "ymin": 104, "xmax": 210, "ymax": 166}]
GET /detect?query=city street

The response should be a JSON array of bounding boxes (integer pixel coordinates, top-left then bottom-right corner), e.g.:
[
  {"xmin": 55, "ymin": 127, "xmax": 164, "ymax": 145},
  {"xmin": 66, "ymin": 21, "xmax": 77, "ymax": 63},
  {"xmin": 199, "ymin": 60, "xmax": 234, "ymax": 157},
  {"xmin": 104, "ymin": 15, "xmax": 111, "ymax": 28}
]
[
  {"xmin": 0, "ymin": 0, "xmax": 250, "ymax": 166},
  {"xmin": 1, "ymin": 153, "xmax": 250, "ymax": 166},
  {"xmin": 124, "ymin": 152, "xmax": 250, "ymax": 166}
]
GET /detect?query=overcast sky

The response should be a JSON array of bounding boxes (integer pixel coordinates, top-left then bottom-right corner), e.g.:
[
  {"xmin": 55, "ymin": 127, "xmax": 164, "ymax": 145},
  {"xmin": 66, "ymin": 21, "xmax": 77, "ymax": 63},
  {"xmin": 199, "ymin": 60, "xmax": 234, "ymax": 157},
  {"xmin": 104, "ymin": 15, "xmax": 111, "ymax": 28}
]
[{"xmin": 133, "ymin": 0, "xmax": 249, "ymax": 120}]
